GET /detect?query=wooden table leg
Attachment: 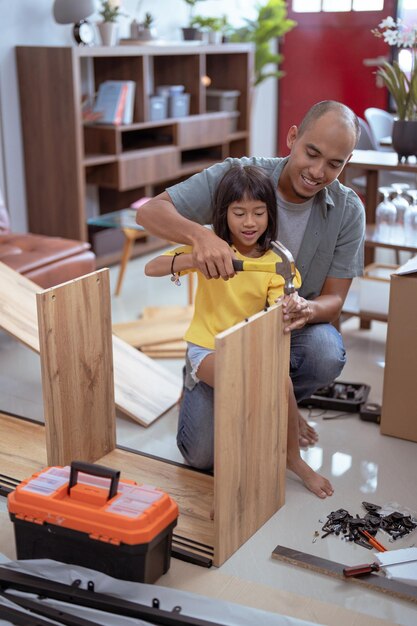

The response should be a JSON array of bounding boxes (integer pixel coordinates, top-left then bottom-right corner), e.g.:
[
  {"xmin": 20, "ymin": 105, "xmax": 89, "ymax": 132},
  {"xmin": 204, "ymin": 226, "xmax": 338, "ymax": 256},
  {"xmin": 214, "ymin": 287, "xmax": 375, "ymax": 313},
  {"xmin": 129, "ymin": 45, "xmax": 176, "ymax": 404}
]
[
  {"xmin": 360, "ymin": 169, "xmax": 379, "ymax": 330},
  {"xmin": 114, "ymin": 228, "xmax": 147, "ymax": 296},
  {"xmin": 365, "ymin": 169, "xmax": 379, "ymax": 224}
]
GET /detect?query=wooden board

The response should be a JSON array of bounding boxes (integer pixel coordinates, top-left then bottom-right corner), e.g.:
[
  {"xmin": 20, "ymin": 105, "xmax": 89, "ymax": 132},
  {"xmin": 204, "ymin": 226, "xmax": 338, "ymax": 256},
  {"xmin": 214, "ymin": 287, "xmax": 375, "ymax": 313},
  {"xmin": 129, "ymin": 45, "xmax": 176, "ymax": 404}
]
[
  {"xmin": 136, "ymin": 307, "xmax": 191, "ymax": 357},
  {"xmin": 0, "ymin": 262, "xmax": 39, "ymax": 351},
  {"xmin": 0, "ymin": 262, "xmax": 181, "ymax": 426},
  {"xmin": 0, "ymin": 413, "xmax": 47, "ymax": 479},
  {"xmin": 141, "ymin": 305, "xmax": 194, "ymax": 321},
  {"xmin": 141, "ymin": 348, "xmax": 186, "ymax": 359},
  {"xmin": 37, "ymin": 270, "xmax": 116, "ymax": 466},
  {"xmin": 272, "ymin": 545, "xmax": 417, "ymax": 605},
  {"xmin": 100, "ymin": 448, "xmax": 214, "ymax": 549},
  {"xmin": 113, "ymin": 304, "xmax": 192, "ymax": 353},
  {"xmin": 112, "ymin": 336, "xmax": 181, "ymax": 423},
  {"xmin": 112, "ymin": 303, "xmax": 194, "ymax": 348},
  {"xmin": 214, "ymin": 304, "xmax": 289, "ymax": 566},
  {"xmin": 112, "ymin": 317, "xmax": 190, "ymax": 348}
]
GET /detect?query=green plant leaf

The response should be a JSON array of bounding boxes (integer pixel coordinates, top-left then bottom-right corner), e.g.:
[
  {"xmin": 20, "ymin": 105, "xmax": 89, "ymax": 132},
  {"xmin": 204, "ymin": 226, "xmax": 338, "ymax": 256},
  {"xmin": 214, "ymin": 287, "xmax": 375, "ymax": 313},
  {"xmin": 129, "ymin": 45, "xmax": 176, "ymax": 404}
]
[{"xmin": 228, "ymin": 0, "xmax": 296, "ymax": 87}]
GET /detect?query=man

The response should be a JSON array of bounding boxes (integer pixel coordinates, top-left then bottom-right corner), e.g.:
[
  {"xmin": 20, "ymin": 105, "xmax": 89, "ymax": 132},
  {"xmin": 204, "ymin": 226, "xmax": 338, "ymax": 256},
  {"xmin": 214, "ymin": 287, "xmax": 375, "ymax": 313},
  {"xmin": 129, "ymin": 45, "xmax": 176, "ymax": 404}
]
[{"xmin": 137, "ymin": 100, "xmax": 365, "ymax": 447}]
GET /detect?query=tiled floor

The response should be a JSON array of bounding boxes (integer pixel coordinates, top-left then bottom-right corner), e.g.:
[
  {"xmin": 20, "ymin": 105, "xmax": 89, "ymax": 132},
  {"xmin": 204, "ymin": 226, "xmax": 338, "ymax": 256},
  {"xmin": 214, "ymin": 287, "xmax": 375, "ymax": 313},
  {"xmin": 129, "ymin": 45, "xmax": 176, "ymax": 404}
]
[{"xmin": 1, "ymin": 249, "xmax": 416, "ymax": 625}]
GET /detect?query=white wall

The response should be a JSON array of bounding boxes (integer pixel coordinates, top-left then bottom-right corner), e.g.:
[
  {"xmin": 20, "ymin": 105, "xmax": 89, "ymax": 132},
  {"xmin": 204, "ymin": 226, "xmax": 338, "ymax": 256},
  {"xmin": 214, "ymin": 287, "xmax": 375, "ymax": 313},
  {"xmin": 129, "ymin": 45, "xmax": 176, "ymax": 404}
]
[{"xmin": 0, "ymin": 0, "xmax": 278, "ymax": 232}]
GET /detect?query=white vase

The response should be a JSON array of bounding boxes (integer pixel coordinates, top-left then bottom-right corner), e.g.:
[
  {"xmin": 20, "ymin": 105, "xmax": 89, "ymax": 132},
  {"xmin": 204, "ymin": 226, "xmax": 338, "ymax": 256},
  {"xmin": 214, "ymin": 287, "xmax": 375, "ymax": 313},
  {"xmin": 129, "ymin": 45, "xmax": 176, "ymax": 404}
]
[
  {"xmin": 208, "ymin": 30, "xmax": 222, "ymax": 45},
  {"xmin": 98, "ymin": 22, "xmax": 118, "ymax": 46}
]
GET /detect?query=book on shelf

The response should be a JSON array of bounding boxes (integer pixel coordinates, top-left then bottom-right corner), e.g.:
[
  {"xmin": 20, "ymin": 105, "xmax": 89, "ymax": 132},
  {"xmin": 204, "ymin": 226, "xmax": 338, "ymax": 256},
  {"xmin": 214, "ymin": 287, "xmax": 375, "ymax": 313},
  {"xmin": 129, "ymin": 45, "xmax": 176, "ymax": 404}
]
[
  {"xmin": 122, "ymin": 81, "xmax": 136, "ymax": 124},
  {"xmin": 92, "ymin": 80, "xmax": 136, "ymax": 125}
]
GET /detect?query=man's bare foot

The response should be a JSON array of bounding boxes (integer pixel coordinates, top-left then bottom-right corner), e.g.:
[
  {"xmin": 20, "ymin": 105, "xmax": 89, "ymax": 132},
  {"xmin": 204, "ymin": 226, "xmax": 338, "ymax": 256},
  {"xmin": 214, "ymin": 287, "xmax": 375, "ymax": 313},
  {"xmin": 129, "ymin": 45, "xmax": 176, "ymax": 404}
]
[
  {"xmin": 299, "ymin": 414, "xmax": 318, "ymax": 447},
  {"xmin": 287, "ymin": 455, "xmax": 334, "ymax": 499}
]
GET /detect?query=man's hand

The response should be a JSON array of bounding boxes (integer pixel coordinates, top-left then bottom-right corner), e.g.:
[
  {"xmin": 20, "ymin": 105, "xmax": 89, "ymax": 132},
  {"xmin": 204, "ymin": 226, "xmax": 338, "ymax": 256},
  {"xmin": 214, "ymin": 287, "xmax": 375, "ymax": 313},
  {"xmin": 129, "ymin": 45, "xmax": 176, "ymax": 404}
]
[
  {"xmin": 192, "ymin": 229, "xmax": 236, "ymax": 280},
  {"xmin": 278, "ymin": 292, "xmax": 312, "ymax": 333}
]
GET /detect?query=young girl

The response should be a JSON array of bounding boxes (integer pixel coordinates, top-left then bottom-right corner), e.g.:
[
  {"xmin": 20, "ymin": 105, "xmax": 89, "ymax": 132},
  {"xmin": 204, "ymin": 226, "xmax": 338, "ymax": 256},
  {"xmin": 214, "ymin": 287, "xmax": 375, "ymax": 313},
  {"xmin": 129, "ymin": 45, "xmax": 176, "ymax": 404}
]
[{"xmin": 145, "ymin": 165, "xmax": 333, "ymax": 499}]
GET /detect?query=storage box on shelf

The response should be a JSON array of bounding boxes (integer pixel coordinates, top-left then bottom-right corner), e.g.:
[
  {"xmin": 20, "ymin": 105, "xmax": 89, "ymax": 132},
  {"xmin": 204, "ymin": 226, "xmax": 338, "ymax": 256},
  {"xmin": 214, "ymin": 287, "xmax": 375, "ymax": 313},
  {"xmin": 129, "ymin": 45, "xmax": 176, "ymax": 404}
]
[
  {"xmin": 16, "ymin": 44, "xmax": 253, "ymax": 265},
  {"xmin": 206, "ymin": 88, "xmax": 240, "ymax": 112}
]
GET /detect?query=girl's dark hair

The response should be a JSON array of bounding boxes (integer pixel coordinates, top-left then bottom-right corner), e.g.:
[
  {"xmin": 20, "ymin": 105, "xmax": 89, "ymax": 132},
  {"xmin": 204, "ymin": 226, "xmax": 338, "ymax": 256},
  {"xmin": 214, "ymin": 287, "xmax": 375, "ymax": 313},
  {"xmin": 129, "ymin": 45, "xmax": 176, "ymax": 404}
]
[{"xmin": 212, "ymin": 165, "xmax": 277, "ymax": 252}]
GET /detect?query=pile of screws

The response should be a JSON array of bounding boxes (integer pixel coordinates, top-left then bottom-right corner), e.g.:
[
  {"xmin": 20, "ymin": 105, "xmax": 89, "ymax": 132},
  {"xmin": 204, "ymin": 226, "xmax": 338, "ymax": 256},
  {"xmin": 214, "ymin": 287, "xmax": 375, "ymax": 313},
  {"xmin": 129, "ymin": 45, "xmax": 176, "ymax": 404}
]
[{"xmin": 319, "ymin": 501, "xmax": 417, "ymax": 548}]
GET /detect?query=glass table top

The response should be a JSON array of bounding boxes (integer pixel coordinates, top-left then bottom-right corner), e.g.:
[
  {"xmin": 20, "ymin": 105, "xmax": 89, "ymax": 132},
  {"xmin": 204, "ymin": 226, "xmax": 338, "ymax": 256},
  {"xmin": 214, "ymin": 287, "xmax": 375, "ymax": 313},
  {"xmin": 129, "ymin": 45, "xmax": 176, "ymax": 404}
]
[{"xmin": 87, "ymin": 209, "xmax": 144, "ymax": 231}]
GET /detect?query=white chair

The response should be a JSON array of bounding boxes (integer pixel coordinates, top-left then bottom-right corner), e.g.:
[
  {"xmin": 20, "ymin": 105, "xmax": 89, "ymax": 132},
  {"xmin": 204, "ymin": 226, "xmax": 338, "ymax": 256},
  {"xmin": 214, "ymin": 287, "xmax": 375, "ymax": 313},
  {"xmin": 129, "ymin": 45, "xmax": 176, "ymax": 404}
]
[
  {"xmin": 345, "ymin": 118, "xmax": 376, "ymax": 192},
  {"xmin": 364, "ymin": 108, "xmax": 394, "ymax": 152}
]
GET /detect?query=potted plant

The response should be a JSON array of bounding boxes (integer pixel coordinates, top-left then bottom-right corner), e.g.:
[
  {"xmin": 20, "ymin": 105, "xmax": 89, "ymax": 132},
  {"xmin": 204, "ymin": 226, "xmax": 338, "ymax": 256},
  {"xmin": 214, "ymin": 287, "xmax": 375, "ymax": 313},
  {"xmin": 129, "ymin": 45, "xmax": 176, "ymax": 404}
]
[
  {"xmin": 134, "ymin": 12, "xmax": 156, "ymax": 41},
  {"xmin": 190, "ymin": 15, "xmax": 229, "ymax": 44},
  {"xmin": 97, "ymin": 0, "xmax": 125, "ymax": 46},
  {"xmin": 229, "ymin": 0, "xmax": 296, "ymax": 87},
  {"xmin": 182, "ymin": 0, "xmax": 207, "ymax": 41},
  {"xmin": 372, "ymin": 16, "xmax": 417, "ymax": 161}
]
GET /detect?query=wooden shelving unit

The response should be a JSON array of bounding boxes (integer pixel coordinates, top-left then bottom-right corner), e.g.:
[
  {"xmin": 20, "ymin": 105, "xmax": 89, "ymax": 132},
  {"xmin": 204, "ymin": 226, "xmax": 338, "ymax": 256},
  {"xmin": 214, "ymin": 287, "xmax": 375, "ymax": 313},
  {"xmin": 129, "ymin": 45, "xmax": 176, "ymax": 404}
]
[{"xmin": 16, "ymin": 44, "xmax": 253, "ymax": 262}]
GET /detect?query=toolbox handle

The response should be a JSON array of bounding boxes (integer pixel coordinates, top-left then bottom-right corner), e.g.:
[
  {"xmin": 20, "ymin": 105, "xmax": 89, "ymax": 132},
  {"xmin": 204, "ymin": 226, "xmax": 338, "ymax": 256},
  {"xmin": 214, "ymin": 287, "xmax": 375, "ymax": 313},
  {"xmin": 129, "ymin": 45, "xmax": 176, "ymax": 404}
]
[{"xmin": 68, "ymin": 461, "xmax": 120, "ymax": 501}]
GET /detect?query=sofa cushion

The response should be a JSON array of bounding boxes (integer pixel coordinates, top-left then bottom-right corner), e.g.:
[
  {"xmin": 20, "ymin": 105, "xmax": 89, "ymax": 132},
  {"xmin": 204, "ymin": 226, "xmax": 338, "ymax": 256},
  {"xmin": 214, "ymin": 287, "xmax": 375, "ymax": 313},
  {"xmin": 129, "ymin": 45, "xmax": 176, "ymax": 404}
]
[
  {"xmin": 0, "ymin": 233, "xmax": 96, "ymax": 288},
  {"xmin": 0, "ymin": 234, "xmax": 91, "ymax": 273}
]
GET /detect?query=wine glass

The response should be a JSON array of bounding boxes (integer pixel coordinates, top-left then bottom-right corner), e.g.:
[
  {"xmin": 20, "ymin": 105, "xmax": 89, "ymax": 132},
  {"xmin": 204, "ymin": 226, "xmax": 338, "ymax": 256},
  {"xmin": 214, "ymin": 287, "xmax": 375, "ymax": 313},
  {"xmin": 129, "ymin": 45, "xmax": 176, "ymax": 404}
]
[
  {"xmin": 375, "ymin": 187, "xmax": 397, "ymax": 242},
  {"xmin": 404, "ymin": 189, "xmax": 417, "ymax": 247},
  {"xmin": 390, "ymin": 183, "xmax": 411, "ymax": 243}
]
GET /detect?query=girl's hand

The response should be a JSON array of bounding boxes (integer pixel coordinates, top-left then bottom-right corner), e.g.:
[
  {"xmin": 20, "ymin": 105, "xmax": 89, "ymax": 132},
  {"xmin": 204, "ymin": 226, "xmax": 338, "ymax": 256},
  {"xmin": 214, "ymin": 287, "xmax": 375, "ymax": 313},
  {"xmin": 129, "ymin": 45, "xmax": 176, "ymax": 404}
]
[{"xmin": 277, "ymin": 292, "xmax": 312, "ymax": 333}]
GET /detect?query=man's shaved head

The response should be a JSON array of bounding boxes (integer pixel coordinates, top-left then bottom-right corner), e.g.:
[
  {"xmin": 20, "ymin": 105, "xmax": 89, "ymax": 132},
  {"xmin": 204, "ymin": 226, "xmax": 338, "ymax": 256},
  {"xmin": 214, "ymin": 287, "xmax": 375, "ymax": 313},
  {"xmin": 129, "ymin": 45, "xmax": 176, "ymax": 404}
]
[{"xmin": 297, "ymin": 101, "xmax": 361, "ymax": 148}]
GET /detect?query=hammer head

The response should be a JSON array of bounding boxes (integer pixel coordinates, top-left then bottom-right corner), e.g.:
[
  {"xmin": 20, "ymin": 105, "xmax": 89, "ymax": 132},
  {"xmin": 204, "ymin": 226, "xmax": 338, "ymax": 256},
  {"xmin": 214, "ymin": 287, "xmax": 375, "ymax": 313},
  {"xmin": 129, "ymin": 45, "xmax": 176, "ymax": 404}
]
[{"xmin": 270, "ymin": 240, "xmax": 296, "ymax": 295}]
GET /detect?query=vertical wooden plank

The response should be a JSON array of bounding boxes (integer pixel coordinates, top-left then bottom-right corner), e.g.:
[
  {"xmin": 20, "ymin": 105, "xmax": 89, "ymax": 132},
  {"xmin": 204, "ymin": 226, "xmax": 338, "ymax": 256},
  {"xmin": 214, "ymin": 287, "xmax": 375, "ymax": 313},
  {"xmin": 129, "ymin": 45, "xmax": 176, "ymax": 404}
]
[
  {"xmin": 16, "ymin": 47, "xmax": 86, "ymax": 240},
  {"xmin": 36, "ymin": 269, "xmax": 116, "ymax": 466},
  {"xmin": 213, "ymin": 304, "xmax": 289, "ymax": 566}
]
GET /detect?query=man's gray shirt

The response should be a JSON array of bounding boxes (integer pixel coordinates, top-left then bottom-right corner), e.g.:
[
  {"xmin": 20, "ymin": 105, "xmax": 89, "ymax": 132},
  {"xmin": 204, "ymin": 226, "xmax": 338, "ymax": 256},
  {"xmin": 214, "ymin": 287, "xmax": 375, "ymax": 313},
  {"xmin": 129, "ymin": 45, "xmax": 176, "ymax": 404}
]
[{"xmin": 167, "ymin": 156, "xmax": 365, "ymax": 300}]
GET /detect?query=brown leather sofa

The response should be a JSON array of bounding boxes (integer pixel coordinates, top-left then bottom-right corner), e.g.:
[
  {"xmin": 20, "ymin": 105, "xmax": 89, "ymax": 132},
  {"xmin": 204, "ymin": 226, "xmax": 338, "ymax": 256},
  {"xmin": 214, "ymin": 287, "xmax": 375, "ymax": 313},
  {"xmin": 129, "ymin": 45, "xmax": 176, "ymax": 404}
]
[
  {"xmin": 0, "ymin": 232, "xmax": 96, "ymax": 288},
  {"xmin": 0, "ymin": 192, "xmax": 95, "ymax": 288}
]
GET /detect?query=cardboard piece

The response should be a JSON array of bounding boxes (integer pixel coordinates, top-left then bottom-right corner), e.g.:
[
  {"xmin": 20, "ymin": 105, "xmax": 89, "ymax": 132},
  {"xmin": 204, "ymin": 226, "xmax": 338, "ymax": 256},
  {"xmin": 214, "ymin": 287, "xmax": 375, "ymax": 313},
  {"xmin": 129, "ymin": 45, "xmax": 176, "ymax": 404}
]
[{"xmin": 380, "ymin": 255, "xmax": 417, "ymax": 442}]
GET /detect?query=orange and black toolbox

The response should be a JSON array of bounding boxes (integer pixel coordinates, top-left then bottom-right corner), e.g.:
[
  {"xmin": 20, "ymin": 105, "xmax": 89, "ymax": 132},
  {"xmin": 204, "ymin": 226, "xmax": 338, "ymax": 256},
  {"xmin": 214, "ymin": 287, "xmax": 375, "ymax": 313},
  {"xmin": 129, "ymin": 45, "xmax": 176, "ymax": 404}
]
[{"xmin": 8, "ymin": 461, "xmax": 179, "ymax": 583}]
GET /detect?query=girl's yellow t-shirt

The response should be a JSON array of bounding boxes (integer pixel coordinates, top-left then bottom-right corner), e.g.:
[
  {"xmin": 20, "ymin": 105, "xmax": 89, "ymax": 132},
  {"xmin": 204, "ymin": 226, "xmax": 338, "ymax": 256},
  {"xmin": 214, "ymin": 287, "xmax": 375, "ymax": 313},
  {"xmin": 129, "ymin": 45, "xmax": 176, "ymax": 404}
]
[{"xmin": 164, "ymin": 245, "xmax": 301, "ymax": 350}]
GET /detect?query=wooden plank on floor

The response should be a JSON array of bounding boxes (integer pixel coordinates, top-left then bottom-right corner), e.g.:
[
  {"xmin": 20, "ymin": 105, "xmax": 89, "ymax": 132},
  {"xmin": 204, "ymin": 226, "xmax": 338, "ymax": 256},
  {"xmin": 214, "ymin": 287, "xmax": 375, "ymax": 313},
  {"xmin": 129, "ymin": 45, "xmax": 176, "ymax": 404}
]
[
  {"xmin": 112, "ymin": 336, "xmax": 181, "ymax": 424},
  {"xmin": 37, "ymin": 271, "xmax": 116, "ymax": 466},
  {"xmin": 0, "ymin": 413, "xmax": 47, "ymax": 479},
  {"xmin": 114, "ymin": 305, "xmax": 192, "ymax": 350},
  {"xmin": 112, "ymin": 317, "xmax": 190, "ymax": 348},
  {"xmin": 0, "ymin": 262, "xmax": 181, "ymax": 426},
  {"xmin": 141, "ymin": 349, "xmax": 186, "ymax": 359},
  {"xmin": 141, "ymin": 305, "xmax": 194, "ymax": 320},
  {"xmin": 214, "ymin": 304, "xmax": 289, "ymax": 566},
  {"xmin": 99, "ymin": 448, "xmax": 214, "ymax": 548}
]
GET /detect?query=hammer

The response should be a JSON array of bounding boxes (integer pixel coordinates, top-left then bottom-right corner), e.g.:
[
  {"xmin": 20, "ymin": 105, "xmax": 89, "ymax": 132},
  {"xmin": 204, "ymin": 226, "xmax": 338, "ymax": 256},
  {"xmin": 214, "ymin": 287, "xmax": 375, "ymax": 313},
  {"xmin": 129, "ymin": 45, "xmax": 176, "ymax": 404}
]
[{"xmin": 232, "ymin": 240, "xmax": 296, "ymax": 295}]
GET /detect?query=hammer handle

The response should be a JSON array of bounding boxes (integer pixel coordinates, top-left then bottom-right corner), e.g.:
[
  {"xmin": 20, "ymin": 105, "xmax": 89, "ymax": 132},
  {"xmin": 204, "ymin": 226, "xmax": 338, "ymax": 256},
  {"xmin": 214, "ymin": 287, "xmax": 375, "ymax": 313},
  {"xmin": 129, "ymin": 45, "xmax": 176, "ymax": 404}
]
[{"xmin": 232, "ymin": 259, "xmax": 277, "ymax": 273}]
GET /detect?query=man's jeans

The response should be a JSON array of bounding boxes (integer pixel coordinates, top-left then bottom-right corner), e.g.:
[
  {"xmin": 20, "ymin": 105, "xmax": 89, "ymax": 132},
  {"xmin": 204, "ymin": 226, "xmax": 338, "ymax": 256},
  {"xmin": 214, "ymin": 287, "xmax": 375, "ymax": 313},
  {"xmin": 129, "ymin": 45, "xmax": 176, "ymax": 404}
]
[{"xmin": 176, "ymin": 323, "xmax": 346, "ymax": 470}]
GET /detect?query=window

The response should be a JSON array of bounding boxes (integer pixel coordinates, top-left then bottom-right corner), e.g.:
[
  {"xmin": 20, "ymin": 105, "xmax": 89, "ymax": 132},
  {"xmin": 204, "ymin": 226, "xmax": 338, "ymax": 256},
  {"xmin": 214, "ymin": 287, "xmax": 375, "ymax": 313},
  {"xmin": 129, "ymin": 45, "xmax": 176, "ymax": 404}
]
[
  {"xmin": 292, "ymin": 0, "xmax": 384, "ymax": 12},
  {"xmin": 323, "ymin": 0, "xmax": 351, "ymax": 11}
]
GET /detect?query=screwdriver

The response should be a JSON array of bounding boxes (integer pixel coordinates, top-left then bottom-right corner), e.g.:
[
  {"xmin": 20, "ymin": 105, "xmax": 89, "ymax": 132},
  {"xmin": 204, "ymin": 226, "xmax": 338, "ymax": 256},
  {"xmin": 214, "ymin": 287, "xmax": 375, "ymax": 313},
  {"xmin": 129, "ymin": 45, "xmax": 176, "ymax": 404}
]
[{"xmin": 343, "ymin": 557, "xmax": 417, "ymax": 577}]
